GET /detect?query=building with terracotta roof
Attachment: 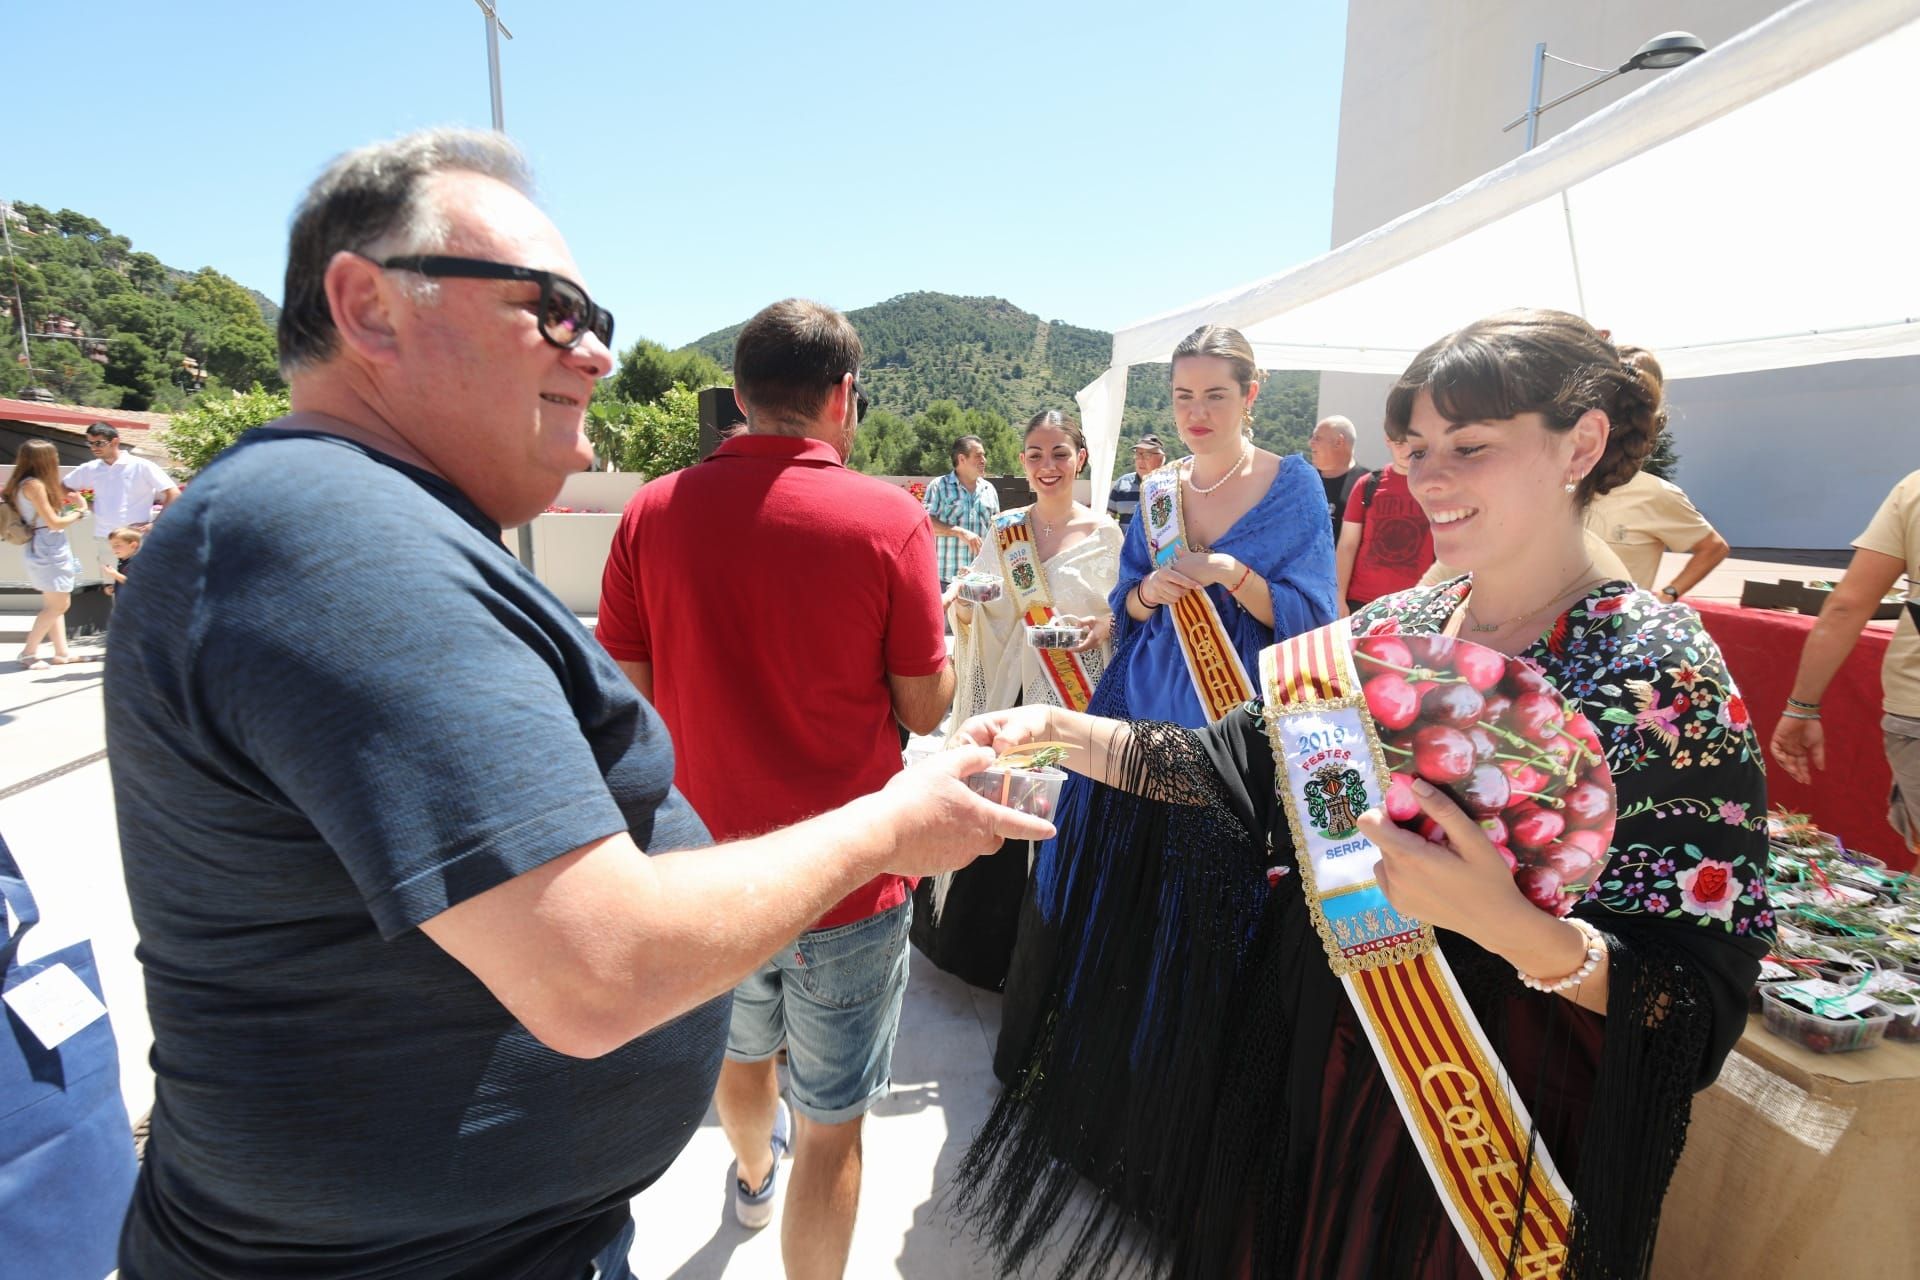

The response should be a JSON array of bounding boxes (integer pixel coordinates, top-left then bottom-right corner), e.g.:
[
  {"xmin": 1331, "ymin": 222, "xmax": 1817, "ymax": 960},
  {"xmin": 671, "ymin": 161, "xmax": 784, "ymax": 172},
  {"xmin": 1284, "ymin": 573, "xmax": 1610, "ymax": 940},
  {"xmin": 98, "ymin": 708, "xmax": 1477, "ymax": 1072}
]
[{"xmin": 0, "ymin": 397, "xmax": 177, "ymax": 470}]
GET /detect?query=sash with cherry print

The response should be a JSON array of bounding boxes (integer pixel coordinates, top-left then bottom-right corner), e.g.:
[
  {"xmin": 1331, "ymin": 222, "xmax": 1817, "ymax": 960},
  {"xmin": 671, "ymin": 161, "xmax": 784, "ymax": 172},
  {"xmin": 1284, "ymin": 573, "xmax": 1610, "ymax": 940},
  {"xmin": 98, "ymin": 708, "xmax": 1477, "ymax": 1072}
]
[{"xmin": 1258, "ymin": 618, "xmax": 1577, "ymax": 1280}]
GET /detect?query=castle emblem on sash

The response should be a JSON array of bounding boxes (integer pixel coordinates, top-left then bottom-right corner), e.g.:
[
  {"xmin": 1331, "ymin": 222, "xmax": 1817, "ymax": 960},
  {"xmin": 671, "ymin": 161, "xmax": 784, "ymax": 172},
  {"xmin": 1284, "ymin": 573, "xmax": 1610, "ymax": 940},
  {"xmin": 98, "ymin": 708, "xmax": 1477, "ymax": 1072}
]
[
  {"xmin": 1304, "ymin": 763, "xmax": 1367, "ymax": 839},
  {"xmin": 1149, "ymin": 494, "xmax": 1173, "ymax": 529},
  {"xmin": 1011, "ymin": 560, "xmax": 1036, "ymax": 591}
]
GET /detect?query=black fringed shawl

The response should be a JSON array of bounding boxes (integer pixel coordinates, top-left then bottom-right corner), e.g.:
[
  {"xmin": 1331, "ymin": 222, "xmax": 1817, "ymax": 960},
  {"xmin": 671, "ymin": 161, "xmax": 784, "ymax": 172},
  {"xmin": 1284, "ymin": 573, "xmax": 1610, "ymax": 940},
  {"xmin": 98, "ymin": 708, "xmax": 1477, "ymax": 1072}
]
[{"xmin": 956, "ymin": 582, "xmax": 1772, "ymax": 1280}]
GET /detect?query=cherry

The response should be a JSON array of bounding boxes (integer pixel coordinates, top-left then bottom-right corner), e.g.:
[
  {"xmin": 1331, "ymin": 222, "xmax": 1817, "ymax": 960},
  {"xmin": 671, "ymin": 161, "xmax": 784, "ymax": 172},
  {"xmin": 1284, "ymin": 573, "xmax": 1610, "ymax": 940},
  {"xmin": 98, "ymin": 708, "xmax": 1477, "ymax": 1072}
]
[
  {"xmin": 1416, "ymin": 636, "xmax": 1458, "ymax": 666},
  {"xmin": 1415, "ymin": 816, "xmax": 1450, "ymax": 845},
  {"xmin": 1421, "ymin": 682, "xmax": 1485, "ymax": 727},
  {"xmin": 1516, "ymin": 865, "xmax": 1566, "ymax": 914},
  {"xmin": 1538, "ymin": 734, "xmax": 1578, "ymax": 773},
  {"xmin": 1507, "ymin": 692, "xmax": 1566, "ymax": 744},
  {"xmin": 1454, "ymin": 645, "xmax": 1506, "ymax": 692},
  {"xmin": 1562, "ymin": 828, "xmax": 1610, "ymax": 862},
  {"xmin": 1357, "ymin": 636, "xmax": 1414, "ymax": 673},
  {"xmin": 1364, "ymin": 674, "xmax": 1421, "ymax": 732},
  {"xmin": 1458, "ymin": 763, "xmax": 1511, "ymax": 816},
  {"xmin": 1566, "ymin": 717, "xmax": 1606, "ymax": 761},
  {"xmin": 1466, "ymin": 725, "xmax": 1500, "ymax": 764},
  {"xmin": 1499, "ymin": 760, "xmax": 1549, "ymax": 794},
  {"xmin": 1412, "ymin": 725, "xmax": 1475, "ymax": 785},
  {"xmin": 1480, "ymin": 693, "xmax": 1514, "ymax": 724},
  {"xmin": 1543, "ymin": 842, "xmax": 1597, "ymax": 885},
  {"xmin": 1508, "ymin": 803, "xmax": 1566, "ymax": 850},
  {"xmin": 1384, "ymin": 772, "xmax": 1421, "ymax": 823},
  {"xmin": 1505, "ymin": 665, "xmax": 1554, "ymax": 699},
  {"xmin": 1492, "ymin": 842, "xmax": 1518, "ymax": 872},
  {"xmin": 1563, "ymin": 781, "xmax": 1613, "ymax": 828},
  {"xmin": 1479, "ymin": 814, "xmax": 1510, "ymax": 846}
]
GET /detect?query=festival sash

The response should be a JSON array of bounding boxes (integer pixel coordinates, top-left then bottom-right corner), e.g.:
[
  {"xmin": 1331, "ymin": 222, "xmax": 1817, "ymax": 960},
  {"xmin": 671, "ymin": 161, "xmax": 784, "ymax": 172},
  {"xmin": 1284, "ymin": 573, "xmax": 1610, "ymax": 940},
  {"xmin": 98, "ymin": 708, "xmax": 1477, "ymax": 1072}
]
[
  {"xmin": 995, "ymin": 510, "xmax": 1096, "ymax": 713},
  {"xmin": 1258, "ymin": 621, "xmax": 1576, "ymax": 1280},
  {"xmin": 1139, "ymin": 463, "xmax": 1254, "ymax": 721}
]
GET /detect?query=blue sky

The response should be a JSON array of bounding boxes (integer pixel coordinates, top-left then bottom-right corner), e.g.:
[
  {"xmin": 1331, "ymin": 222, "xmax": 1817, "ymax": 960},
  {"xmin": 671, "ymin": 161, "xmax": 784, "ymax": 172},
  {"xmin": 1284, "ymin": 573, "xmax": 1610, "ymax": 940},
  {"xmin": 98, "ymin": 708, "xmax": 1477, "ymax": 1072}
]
[{"xmin": 8, "ymin": 1, "xmax": 1348, "ymax": 349}]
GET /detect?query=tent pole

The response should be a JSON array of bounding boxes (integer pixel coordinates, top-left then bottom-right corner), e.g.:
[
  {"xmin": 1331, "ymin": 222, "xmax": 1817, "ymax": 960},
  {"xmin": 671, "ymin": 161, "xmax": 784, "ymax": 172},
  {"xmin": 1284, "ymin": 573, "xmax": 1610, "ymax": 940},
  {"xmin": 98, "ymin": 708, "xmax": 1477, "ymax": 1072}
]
[{"xmin": 1559, "ymin": 191, "xmax": 1588, "ymax": 318}]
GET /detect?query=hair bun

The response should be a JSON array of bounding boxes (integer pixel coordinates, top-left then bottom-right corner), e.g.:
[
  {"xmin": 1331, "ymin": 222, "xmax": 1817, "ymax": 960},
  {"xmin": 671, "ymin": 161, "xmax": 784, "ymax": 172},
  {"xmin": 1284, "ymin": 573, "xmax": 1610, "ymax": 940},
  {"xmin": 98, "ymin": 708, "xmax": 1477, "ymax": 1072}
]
[{"xmin": 1585, "ymin": 358, "xmax": 1666, "ymax": 497}]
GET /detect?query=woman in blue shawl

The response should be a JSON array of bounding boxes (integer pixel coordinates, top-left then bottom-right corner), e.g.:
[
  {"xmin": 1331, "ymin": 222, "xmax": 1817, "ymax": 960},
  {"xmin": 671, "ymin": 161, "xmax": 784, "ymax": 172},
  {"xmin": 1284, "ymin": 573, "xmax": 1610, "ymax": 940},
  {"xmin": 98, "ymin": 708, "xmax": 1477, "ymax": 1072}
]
[{"xmin": 995, "ymin": 324, "xmax": 1337, "ymax": 1082}]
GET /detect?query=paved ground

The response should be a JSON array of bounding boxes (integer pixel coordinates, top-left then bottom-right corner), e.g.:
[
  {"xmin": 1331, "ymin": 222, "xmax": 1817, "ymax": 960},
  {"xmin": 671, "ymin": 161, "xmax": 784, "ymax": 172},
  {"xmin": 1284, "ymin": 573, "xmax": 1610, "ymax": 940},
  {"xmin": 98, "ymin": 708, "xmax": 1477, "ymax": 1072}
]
[{"xmin": 0, "ymin": 547, "xmax": 1849, "ymax": 1277}]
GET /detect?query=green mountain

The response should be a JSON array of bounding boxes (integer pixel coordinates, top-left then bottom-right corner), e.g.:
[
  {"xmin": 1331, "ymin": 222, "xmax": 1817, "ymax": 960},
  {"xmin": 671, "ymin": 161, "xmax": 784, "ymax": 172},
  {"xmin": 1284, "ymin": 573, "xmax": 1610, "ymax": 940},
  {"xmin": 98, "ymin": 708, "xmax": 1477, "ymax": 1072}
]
[
  {"xmin": 681, "ymin": 292, "xmax": 1320, "ymax": 476},
  {"xmin": 1, "ymin": 200, "xmax": 282, "ymax": 411}
]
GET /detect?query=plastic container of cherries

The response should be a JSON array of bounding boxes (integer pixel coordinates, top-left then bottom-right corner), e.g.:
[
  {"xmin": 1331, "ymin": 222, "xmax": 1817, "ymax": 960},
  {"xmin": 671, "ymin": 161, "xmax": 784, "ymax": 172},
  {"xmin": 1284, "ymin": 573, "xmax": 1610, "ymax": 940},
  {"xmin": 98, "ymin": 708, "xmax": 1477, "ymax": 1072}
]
[
  {"xmin": 1026, "ymin": 622, "xmax": 1089, "ymax": 650},
  {"xmin": 905, "ymin": 743, "xmax": 1066, "ymax": 821},
  {"xmin": 954, "ymin": 573, "xmax": 1004, "ymax": 604},
  {"xmin": 1354, "ymin": 633, "xmax": 1617, "ymax": 918}
]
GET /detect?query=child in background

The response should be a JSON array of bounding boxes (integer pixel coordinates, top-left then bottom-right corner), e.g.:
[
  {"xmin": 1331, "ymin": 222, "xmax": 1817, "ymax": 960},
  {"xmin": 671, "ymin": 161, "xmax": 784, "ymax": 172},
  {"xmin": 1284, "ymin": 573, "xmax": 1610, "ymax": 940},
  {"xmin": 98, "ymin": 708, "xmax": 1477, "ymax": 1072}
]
[{"xmin": 103, "ymin": 526, "xmax": 144, "ymax": 595}]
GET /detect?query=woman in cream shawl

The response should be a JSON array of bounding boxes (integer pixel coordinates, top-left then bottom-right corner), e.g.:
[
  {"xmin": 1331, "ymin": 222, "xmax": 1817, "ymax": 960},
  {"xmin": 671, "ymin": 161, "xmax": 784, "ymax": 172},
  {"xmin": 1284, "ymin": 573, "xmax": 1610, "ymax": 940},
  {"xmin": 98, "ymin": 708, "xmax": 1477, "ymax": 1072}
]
[{"xmin": 910, "ymin": 410, "xmax": 1121, "ymax": 990}]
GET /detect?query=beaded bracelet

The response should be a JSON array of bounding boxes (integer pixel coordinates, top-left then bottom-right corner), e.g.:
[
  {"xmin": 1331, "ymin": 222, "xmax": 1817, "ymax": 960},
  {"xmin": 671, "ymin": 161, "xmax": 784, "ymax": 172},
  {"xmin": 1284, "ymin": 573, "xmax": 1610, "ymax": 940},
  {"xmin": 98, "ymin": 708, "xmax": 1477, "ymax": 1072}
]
[{"xmin": 1517, "ymin": 917, "xmax": 1604, "ymax": 993}]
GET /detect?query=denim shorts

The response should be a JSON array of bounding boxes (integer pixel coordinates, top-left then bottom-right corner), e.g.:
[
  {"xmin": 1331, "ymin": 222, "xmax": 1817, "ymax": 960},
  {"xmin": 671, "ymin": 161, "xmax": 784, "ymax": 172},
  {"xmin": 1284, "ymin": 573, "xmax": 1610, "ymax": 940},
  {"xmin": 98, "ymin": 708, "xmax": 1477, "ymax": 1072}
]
[
  {"xmin": 583, "ymin": 1216, "xmax": 636, "ymax": 1279},
  {"xmin": 727, "ymin": 900, "xmax": 911, "ymax": 1124}
]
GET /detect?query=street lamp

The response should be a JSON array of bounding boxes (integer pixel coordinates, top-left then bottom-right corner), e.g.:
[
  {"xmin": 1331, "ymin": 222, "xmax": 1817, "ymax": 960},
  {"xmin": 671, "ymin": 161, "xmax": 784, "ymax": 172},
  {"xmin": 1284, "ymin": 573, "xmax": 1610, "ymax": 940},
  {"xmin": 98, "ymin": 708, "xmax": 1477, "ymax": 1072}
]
[
  {"xmin": 1503, "ymin": 31, "xmax": 1708, "ymax": 150},
  {"xmin": 471, "ymin": 0, "xmax": 514, "ymax": 132}
]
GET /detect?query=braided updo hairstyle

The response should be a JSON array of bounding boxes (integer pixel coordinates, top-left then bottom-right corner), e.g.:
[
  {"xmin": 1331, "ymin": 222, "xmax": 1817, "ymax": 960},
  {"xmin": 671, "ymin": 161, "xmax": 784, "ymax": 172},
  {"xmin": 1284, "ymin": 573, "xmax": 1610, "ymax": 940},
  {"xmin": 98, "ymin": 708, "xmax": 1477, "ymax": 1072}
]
[{"xmin": 1382, "ymin": 309, "xmax": 1665, "ymax": 502}]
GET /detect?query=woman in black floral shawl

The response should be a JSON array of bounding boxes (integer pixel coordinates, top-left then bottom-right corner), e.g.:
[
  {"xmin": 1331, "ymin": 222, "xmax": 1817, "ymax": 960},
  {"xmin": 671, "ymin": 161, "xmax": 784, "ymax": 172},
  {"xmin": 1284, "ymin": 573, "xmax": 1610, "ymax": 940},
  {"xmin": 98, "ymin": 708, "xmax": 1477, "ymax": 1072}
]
[{"xmin": 953, "ymin": 310, "xmax": 1771, "ymax": 1280}]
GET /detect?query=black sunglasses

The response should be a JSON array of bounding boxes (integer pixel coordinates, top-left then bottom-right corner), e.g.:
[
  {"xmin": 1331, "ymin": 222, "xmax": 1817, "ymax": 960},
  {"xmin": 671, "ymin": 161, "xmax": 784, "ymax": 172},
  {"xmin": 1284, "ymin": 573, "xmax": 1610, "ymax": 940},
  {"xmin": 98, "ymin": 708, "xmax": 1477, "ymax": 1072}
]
[
  {"xmin": 375, "ymin": 255, "xmax": 614, "ymax": 351},
  {"xmin": 854, "ymin": 380, "xmax": 869, "ymax": 424}
]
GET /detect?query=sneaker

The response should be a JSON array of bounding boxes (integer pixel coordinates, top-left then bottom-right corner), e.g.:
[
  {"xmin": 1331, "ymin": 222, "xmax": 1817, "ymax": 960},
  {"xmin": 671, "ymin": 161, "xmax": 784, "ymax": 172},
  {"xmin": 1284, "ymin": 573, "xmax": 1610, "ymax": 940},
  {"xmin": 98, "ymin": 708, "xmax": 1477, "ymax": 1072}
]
[{"xmin": 731, "ymin": 1098, "xmax": 793, "ymax": 1229}]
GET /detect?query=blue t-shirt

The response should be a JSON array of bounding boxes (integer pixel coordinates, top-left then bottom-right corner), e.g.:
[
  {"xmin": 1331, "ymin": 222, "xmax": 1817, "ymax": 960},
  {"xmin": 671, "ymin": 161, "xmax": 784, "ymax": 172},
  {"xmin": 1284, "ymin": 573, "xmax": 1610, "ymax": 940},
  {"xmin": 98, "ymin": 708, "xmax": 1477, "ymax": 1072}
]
[{"xmin": 107, "ymin": 424, "xmax": 728, "ymax": 1279}]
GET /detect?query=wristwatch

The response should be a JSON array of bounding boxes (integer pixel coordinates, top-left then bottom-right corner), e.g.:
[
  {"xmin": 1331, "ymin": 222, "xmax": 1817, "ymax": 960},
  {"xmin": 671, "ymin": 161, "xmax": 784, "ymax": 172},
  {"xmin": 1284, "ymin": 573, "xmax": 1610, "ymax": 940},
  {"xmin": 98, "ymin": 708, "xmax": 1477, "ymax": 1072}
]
[{"xmin": 1659, "ymin": 585, "xmax": 1680, "ymax": 600}]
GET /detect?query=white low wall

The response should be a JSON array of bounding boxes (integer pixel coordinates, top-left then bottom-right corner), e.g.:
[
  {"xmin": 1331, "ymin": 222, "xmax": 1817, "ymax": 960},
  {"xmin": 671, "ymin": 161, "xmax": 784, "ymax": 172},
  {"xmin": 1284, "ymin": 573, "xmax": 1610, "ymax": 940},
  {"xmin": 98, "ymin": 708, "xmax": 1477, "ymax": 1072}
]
[
  {"xmin": 1, "ymin": 509, "xmax": 110, "ymax": 609},
  {"xmin": 529, "ymin": 514, "xmax": 621, "ymax": 614},
  {"xmin": 7, "ymin": 468, "xmax": 1100, "ymax": 617}
]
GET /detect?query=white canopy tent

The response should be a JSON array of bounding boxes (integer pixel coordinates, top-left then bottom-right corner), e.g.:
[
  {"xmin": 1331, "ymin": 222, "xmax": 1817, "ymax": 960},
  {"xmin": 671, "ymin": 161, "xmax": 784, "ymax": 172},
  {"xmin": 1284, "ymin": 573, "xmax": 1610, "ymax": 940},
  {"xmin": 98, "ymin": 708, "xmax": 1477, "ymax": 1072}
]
[{"xmin": 1079, "ymin": 0, "xmax": 1920, "ymax": 498}]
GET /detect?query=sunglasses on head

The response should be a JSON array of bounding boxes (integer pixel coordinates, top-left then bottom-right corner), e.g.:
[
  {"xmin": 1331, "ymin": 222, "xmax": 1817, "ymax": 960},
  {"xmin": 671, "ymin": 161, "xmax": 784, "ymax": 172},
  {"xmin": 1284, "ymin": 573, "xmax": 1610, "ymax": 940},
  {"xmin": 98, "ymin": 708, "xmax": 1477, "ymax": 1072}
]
[{"xmin": 375, "ymin": 255, "xmax": 614, "ymax": 351}]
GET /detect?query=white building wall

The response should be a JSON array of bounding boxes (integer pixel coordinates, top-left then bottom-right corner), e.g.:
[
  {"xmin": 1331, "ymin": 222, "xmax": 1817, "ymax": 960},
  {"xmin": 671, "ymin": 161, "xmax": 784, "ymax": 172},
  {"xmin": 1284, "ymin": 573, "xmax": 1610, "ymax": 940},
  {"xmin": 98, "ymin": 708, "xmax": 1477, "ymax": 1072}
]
[{"xmin": 1320, "ymin": 0, "xmax": 1919, "ymax": 546}]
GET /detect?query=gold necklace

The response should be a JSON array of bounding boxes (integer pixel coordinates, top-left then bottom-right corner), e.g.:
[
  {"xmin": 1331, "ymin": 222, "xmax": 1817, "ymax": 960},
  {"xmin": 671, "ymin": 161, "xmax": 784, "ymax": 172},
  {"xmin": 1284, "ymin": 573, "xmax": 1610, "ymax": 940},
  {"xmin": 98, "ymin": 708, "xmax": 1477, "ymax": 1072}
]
[
  {"xmin": 1186, "ymin": 441, "xmax": 1250, "ymax": 497},
  {"xmin": 1464, "ymin": 564, "xmax": 1600, "ymax": 634}
]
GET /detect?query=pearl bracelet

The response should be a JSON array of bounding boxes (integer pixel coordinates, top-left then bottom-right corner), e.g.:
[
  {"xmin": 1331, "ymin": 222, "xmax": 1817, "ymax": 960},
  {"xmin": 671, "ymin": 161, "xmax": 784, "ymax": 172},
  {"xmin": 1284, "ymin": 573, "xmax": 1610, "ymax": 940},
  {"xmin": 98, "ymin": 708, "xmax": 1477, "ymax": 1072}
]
[{"xmin": 1517, "ymin": 917, "xmax": 1605, "ymax": 993}]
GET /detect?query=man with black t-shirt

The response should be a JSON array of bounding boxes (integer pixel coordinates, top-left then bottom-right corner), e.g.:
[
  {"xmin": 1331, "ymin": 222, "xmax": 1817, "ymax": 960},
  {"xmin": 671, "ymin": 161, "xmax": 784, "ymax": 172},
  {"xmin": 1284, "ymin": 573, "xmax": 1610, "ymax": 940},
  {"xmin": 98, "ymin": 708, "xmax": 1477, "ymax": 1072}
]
[
  {"xmin": 105, "ymin": 130, "xmax": 1046, "ymax": 1280},
  {"xmin": 1309, "ymin": 415, "xmax": 1365, "ymax": 541}
]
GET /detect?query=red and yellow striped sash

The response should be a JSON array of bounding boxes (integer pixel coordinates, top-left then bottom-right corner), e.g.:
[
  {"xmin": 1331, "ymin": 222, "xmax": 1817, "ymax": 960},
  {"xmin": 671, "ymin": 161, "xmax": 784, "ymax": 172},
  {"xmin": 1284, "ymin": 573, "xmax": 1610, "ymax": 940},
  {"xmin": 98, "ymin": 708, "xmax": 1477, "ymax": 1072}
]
[
  {"xmin": 1260, "ymin": 626, "xmax": 1575, "ymax": 1278},
  {"xmin": 997, "ymin": 515, "xmax": 1096, "ymax": 713}
]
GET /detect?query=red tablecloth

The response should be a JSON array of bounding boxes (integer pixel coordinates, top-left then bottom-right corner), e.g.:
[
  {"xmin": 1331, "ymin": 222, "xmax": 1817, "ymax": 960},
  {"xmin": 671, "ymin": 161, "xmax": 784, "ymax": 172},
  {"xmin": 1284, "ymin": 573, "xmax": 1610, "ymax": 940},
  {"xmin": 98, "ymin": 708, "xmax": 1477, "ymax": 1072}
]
[{"xmin": 1690, "ymin": 599, "xmax": 1912, "ymax": 871}]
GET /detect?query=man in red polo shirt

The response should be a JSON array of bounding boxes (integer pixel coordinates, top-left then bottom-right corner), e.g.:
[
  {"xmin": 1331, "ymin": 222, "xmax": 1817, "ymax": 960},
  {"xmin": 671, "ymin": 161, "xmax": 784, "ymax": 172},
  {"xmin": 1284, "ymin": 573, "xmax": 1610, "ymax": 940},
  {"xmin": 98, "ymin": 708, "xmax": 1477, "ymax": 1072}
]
[{"xmin": 596, "ymin": 298, "xmax": 952, "ymax": 1278}]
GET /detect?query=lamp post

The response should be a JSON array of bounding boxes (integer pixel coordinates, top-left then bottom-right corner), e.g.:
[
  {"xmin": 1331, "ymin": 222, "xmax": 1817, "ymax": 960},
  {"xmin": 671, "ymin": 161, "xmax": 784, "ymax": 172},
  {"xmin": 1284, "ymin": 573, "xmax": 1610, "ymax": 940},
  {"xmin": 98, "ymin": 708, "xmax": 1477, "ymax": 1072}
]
[
  {"xmin": 471, "ymin": 0, "xmax": 514, "ymax": 132},
  {"xmin": 467, "ymin": 2, "xmax": 538, "ymax": 567},
  {"xmin": 1503, "ymin": 32, "xmax": 1707, "ymax": 150}
]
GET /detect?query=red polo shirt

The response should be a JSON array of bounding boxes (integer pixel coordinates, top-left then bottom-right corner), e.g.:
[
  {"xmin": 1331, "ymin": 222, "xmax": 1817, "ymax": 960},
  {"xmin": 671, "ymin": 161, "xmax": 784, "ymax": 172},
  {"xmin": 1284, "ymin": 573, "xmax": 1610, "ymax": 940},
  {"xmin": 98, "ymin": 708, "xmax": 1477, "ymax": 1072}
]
[{"xmin": 595, "ymin": 434, "xmax": 946, "ymax": 930}]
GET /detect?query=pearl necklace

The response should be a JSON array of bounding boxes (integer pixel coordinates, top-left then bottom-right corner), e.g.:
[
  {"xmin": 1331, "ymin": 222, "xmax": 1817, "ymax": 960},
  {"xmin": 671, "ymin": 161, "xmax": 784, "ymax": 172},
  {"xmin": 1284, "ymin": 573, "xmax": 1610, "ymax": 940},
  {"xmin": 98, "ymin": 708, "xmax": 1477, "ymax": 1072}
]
[{"xmin": 1186, "ymin": 440, "xmax": 1251, "ymax": 497}]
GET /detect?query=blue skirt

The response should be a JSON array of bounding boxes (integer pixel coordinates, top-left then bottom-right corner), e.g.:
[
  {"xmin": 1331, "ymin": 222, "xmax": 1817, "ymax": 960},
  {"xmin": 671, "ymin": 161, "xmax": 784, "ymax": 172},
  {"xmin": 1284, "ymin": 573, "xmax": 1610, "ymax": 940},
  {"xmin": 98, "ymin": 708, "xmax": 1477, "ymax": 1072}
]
[{"xmin": 22, "ymin": 528, "xmax": 80, "ymax": 593}]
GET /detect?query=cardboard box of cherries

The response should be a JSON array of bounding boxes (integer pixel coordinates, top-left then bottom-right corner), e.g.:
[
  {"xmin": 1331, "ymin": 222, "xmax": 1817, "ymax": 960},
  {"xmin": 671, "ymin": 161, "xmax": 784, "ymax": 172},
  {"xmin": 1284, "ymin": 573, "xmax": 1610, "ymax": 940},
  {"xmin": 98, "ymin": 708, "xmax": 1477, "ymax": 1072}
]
[{"xmin": 1354, "ymin": 633, "xmax": 1617, "ymax": 918}]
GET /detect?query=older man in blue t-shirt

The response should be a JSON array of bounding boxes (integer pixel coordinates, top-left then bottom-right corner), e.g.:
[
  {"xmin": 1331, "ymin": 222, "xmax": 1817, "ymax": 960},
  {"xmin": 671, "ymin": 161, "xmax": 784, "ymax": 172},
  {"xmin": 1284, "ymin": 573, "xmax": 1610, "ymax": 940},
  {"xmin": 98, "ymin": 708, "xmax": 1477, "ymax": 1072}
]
[{"xmin": 105, "ymin": 130, "xmax": 1046, "ymax": 1280}]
